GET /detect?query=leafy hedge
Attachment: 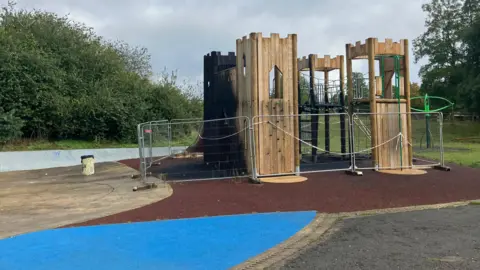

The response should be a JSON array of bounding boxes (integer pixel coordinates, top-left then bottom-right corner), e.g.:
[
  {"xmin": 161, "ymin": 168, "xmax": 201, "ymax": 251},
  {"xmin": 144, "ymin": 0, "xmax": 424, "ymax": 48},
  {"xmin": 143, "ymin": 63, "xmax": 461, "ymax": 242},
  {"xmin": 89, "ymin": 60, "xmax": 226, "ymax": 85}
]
[{"xmin": 0, "ymin": 3, "xmax": 202, "ymax": 143}]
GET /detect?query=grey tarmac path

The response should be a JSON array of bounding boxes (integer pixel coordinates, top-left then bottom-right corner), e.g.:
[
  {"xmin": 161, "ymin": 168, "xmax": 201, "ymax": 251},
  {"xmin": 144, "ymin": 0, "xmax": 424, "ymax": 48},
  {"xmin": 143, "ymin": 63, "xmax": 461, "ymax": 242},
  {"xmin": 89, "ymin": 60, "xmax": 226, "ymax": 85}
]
[{"xmin": 280, "ymin": 205, "xmax": 480, "ymax": 270}]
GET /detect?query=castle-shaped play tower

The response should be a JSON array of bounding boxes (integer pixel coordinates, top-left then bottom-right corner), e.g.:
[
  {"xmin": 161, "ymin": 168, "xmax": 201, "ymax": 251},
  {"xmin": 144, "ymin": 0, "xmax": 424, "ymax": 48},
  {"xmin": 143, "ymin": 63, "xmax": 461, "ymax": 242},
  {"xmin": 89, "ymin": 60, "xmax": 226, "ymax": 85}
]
[{"xmin": 346, "ymin": 38, "xmax": 413, "ymax": 171}]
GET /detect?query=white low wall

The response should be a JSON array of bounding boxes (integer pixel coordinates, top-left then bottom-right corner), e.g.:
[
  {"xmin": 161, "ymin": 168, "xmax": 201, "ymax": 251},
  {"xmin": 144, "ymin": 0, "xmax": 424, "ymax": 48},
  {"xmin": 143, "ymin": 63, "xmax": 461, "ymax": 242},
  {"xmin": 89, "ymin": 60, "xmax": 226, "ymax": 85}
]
[{"xmin": 0, "ymin": 146, "xmax": 187, "ymax": 172}]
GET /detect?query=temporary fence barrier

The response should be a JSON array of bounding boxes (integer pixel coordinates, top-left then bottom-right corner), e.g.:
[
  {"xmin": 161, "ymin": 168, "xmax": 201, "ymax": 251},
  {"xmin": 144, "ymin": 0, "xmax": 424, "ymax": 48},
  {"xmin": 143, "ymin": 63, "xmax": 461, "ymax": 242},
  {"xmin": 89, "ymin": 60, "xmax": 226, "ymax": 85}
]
[
  {"xmin": 137, "ymin": 111, "xmax": 446, "ymax": 184},
  {"xmin": 137, "ymin": 120, "xmax": 170, "ymax": 183},
  {"xmin": 250, "ymin": 113, "xmax": 353, "ymax": 179},
  {"xmin": 138, "ymin": 116, "xmax": 251, "ymax": 183},
  {"xmin": 351, "ymin": 112, "xmax": 444, "ymax": 171}
]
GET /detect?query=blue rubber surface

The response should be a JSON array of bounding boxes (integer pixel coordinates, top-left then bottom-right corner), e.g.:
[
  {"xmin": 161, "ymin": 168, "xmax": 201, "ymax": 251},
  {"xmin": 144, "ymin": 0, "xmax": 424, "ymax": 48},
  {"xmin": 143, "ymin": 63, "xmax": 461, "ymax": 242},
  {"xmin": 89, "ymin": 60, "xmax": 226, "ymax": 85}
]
[{"xmin": 0, "ymin": 211, "xmax": 316, "ymax": 270}]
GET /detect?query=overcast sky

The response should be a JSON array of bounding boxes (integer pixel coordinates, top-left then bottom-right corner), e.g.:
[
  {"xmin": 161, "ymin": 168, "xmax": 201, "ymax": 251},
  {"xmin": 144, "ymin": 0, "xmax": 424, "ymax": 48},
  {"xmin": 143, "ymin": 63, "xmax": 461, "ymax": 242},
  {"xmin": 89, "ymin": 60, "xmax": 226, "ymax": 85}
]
[{"xmin": 7, "ymin": 0, "xmax": 429, "ymax": 88}]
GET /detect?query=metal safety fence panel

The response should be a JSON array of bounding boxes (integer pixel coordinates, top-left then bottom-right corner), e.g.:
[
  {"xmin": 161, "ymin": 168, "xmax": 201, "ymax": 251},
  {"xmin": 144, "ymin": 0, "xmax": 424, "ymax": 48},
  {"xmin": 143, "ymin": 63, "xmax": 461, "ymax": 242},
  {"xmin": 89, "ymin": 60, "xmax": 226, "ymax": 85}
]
[
  {"xmin": 251, "ymin": 113, "xmax": 353, "ymax": 179},
  {"xmin": 137, "ymin": 120, "xmax": 169, "ymax": 182},
  {"xmin": 351, "ymin": 112, "xmax": 444, "ymax": 170},
  {"xmin": 140, "ymin": 116, "xmax": 252, "ymax": 182}
]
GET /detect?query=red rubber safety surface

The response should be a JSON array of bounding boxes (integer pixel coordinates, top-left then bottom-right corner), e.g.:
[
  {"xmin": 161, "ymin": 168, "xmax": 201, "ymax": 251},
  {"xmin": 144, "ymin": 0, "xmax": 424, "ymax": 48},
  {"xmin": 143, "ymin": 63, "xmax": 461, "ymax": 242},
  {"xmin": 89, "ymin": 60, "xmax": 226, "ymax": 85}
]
[{"xmin": 66, "ymin": 159, "xmax": 480, "ymax": 228}]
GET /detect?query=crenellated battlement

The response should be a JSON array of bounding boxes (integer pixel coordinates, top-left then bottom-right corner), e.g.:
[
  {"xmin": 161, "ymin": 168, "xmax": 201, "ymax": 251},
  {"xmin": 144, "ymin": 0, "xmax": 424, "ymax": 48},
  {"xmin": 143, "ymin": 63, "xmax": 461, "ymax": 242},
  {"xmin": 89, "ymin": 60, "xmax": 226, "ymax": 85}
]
[
  {"xmin": 298, "ymin": 55, "xmax": 343, "ymax": 72},
  {"xmin": 346, "ymin": 38, "xmax": 406, "ymax": 59},
  {"xmin": 205, "ymin": 51, "xmax": 235, "ymax": 57},
  {"xmin": 236, "ymin": 32, "xmax": 296, "ymax": 43}
]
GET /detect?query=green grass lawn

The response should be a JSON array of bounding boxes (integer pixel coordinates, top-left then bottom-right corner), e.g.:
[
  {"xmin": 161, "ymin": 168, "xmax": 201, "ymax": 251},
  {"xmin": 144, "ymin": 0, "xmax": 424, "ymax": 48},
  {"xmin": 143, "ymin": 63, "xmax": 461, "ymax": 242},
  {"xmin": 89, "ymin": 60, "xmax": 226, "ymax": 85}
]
[
  {"xmin": 0, "ymin": 135, "xmax": 200, "ymax": 152},
  {"xmin": 412, "ymin": 120, "xmax": 480, "ymax": 168},
  {"xmin": 1, "ymin": 128, "xmax": 200, "ymax": 152},
  {"xmin": 417, "ymin": 142, "xmax": 480, "ymax": 167},
  {"xmin": 1, "ymin": 139, "xmax": 139, "ymax": 151}
]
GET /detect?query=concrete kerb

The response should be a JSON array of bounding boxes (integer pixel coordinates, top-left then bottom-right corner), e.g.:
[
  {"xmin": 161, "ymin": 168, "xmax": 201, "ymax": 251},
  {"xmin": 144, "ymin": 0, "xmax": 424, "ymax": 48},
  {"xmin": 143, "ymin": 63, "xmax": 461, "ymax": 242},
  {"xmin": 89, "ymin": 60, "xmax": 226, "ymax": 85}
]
[{"xmin": 233, "ymin": 199, "xmax": 480, "ymax": 270}]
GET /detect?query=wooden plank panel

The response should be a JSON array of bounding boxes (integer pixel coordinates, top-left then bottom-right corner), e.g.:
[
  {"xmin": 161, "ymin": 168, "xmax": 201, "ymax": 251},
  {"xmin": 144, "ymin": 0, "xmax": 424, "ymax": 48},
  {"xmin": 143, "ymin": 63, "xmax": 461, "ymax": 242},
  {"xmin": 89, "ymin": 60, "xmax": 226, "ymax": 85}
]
[
  {"xmin": 399, "ymin": 77, "xmax": 405, "ymax": 97},
  {"xmin": 391, "ymin": 104, "xmax": 399, "ymax": 168},
  {"xmin": 259, "ymin": 36, "xmax": 268, "ymax": 175},
  {"xmin": 385, "ymin": 39, "xmax": 393, "ymax": 54},
  {"xmin": 277, "ymin": 38, "xmax": 285, "ymax": 173},
  {"xmin": 384, "ymin": 106, "xmax": 390, "ymax": 169},
  {"xmin": 273, "ymin": 35, "xmax": 281, "ymax": 174},
  {"xmin": 265, "ymin": 35, "xmax": 273, "ymax": 173},
  {"xmin": 401, "ymin": 103, "xmax": 409, "ymax": 167},
  {"xmin": 375, "ymin": 103, "xmax": 385, "ymax": 169},
  {"xmin": 282, "ymin": 100, "xmax": 289, "ymax": 173},
  {"xmin": 382, "ymin": 104, "xmax": 388, "ymax": 168},
  {"xmin": 277, "ymin": 100, "xmax": 284, "ymax": 173},
  {"xmin": 270, "ymin": 100, "xmax": 278, "ymax": 174},
  {"xmin": 288, "ymin": 36, "xmax": 295, "ymax": 104},
  {"xmin": 283, "ymin": 101, "xmax": 290, "ymax": 173},
  {"xmin": 377, "ymin": 43, "xmax": 385, "ymax": 55},
  {"xmin": 376, "ymin": 102, "xmax": 412, "ymax": 169},
  {"xmin": 391, "ymin": 105, "xmax": 399, "ymax": 168},
  {"xmin": 381, "ymin": 104, "xmax": 388, "ymax": 168},
  {"xmin": 261, "ymin": 101, "xmax": 269, "ymax": 174},
  {"xmin": 385, "ymin": 103, "xmax": 401, "ymax": 169},
  {"xmin": 286, "ymin": 100, "xmax": 294, "ymax": 173},
  {"xmin": 256, "ymin": 35, "xmax": 265, "ymax": 174},
  {"xmin": 376, "ymin": 103, "xmax": 404, "ymax": 169},
  {"xmin": 375, "ymin": 76, "xmax": 382, "ymax": 96},
  {"xmin": 385, "ymin": 104, "xmax": 392, "ymax": 168},
  {"xmin": 281, "ymin": 100, "xmax": 287, "ymax": 173},
  {"xmin": 375, "ymin": 103, "xmax": 383, "ymax": 167}
]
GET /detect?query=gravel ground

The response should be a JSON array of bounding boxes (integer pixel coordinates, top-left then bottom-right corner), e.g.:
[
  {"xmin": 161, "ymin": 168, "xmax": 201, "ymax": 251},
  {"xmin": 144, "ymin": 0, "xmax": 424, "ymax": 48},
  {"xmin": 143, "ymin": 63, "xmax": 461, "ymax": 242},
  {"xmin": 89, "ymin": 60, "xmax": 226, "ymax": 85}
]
[{"xmin": 281, "ymin": 205, "xmax": 480, "ymax": 270}]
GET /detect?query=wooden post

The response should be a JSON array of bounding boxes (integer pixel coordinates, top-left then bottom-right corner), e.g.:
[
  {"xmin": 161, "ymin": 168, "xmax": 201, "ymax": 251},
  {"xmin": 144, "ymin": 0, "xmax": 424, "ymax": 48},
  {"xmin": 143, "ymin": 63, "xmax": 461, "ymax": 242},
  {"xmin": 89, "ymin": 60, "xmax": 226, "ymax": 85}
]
[
  {"xmin": 367, "ymin": 38, "xmax": 378, "ymax": 167},
  {"xmin": 292, "ymin": 34, "xmax": 300, "ymax": 173},
  {"xmin": 249, "ymin": 33, "xmax": 259, "ymax": 174},
  {"xmin": 309, "ymin": 54, "xmax": 318, "ymax": 162},
  {"xmin": 324, "ymin": 70, "xmax": 330, "ymax": 153},
  {"xmin": 339, "ymin": 55, "xmax": 347, "ymax": 155},
  {"xmin": 403, "ymin": 39, "xmax": 413, "ymax": 167}
]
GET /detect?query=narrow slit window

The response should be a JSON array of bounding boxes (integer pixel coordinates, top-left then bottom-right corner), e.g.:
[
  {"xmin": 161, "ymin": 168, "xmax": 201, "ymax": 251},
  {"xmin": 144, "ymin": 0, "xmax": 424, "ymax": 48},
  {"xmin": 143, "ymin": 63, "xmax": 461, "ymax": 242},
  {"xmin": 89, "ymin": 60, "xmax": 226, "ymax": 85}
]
[
  {"xmin": 269, "ymin": 65, "xmax": 283, "ymax": 99},
  {"xmin": 242, "ymin": 55, "xmax": 246, "ymax": 76}
]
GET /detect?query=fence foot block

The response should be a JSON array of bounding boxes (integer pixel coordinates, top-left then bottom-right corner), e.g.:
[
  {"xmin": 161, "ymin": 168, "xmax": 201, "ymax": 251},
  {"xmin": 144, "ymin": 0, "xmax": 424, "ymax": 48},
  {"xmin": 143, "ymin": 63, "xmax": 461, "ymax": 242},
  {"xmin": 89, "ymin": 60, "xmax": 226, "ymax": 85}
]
[
  {"xmin": 345, "ymin": 170, "xmax": 363, "ymax": 176},
  {"xmin": 248, "ymin": 177, "xmax": 262, "ymax": 184},
  {"xmin": 133, "ymin": 182, "xmax": 158, "ymax": 191},
  {"xmin": 433, "ymin": 165, "xmax": 451, "ymax": 171}
]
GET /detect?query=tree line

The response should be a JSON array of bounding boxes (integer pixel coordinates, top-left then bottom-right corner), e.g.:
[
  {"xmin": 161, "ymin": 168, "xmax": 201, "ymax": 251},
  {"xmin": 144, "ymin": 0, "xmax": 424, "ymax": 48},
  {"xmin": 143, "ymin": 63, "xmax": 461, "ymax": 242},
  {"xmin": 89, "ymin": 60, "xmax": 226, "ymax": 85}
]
[
  {"xmin": 414, "ymin": 0, "xmax": 480, "ymax": 115},
  {"xmin": 0, "ymin": 3, "xmax": 202, "ymax": 144}
]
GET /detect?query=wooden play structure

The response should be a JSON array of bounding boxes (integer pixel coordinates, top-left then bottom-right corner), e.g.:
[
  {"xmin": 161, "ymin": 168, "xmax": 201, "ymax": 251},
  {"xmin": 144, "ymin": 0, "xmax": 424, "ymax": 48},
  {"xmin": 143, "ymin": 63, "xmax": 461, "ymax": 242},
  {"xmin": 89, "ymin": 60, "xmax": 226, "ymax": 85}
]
[
  {"xmin": 197, "ymin": 33, "xmax": 430, "ymax": 182},
  {"xmin": 297, "ymin": 55, "xmax": 347, "ymax": 162},
  {"xmin": 235, "ymin": 33, "xmax": 300, "ymax": 178},
  {"xmin": 346, "ymin": 38, "xmax": 413, "ymax": 170},
  {"xmin": 134, "ymin": 32, "xmax": 452, "ymax": 184}
]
